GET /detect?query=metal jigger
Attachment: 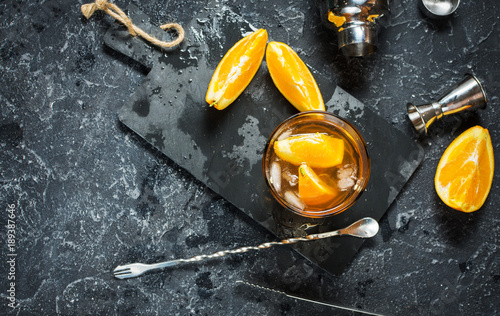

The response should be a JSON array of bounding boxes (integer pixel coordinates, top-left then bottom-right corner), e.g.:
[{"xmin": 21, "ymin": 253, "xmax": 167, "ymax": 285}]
[
  {"xmin": 407, "ymin": 74, "xmax": 487, "ymax": 135},
  {"xmin": 418, "ymin": 0, "xmax": 460, "ymax": 19}
]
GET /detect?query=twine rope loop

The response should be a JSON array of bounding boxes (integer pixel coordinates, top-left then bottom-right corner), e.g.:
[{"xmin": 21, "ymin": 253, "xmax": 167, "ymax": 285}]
[{"xmin": 81, "ymin": 0, "xmax": 184, "ymax": 48}]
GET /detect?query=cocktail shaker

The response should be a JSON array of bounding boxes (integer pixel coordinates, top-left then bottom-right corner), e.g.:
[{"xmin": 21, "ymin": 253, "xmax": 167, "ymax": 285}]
[
  {"xmin": 407, "ymin": 74, "xmax": 487, "ymax": 135},
  {"xmin": 319, "ymin": 0, "xmax": 390, "ymax": 57}
]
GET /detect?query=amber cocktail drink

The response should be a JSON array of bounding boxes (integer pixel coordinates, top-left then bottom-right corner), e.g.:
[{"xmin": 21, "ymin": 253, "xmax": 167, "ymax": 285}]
[{"xmin": 263, "ymin": 112, "xmax": 370, "ymax": 218}]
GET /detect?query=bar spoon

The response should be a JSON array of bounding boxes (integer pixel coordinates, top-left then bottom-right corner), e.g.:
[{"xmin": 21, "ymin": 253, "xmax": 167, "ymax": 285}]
[{"xmin": 113, "ymin": 217, "xmax": 379, "ymax": 279}]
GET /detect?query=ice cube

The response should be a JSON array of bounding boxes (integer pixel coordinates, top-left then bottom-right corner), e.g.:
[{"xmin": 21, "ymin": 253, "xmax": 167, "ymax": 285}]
[
  {"xmin": 284, "ymin": 191, "xmax": 305, "ymax": 210},
  {"xmin": 270, "ymin": 162, "xmax": 282, "ymax": 192},
  {"xmin": 337, "ymin": 166, "xmax": 354, "ymax": 179},
  {"xmin": 337, "ymin": 164, "xmax": 357, "ymax": 191},
  {"xmin": 338, "ymin": 177, "xmax": 356, "ymax": 191},
  {"xmin": 282, "ymin": 168, "xmax": 298, "ymax": 187}
]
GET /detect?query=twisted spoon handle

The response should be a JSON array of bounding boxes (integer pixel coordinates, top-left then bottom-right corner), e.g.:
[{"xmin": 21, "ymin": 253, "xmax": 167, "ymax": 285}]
[
  {"xmin": 178, "ymin": 235, "xmax": 328, "ymax": 263},
  {"xmin": 150, "ymin": 238, "xmax": 317, "ymax": 270},
  {"xmin": 158, "ymin": 217, "xmax": 378, "ymax": 267}
]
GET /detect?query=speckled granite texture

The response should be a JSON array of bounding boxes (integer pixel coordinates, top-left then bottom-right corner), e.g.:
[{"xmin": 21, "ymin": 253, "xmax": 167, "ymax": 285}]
[{"xmin": 1, "ymin": 0, "xmax": 499, "ymax": 315}]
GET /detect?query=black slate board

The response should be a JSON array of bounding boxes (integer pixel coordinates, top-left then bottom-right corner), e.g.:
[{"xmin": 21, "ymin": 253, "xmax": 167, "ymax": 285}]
[{"xmin": 105, "ymin": 3, "xmax": 424, "ymax": 274}]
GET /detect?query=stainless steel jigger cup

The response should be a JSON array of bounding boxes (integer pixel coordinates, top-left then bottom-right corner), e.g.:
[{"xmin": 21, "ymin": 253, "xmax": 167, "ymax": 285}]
[
  {"xmin": 320, "ymin": 0, "xmax": 390, "ymax": 57},
  {"xmin": 419, "ymin": 0, "xmax": 460, "ymax": 19},
  {"xmin": 407, "ymin": 74, "xmax": 487, "ymax": 135}
]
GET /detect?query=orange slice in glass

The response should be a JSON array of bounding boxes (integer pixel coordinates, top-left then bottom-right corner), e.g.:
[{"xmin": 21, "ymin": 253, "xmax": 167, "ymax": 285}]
[
  {"xmin": 298, "ymin": 164, "xmax": 338, "ymax": 206},
  {"xmin": 274, "ymin": 133, "xmax": 344, "ymax": 168},
  {"xmin": 206, "ymin": 29, "xmax": 268, "ymax": 110},
  {"xmin": 266, "ymin": 41, "xmax": 325, "ymax": 112},
  {"xmin": 435, "ymin": 126, "xmax": 494, "ymax": 213}
]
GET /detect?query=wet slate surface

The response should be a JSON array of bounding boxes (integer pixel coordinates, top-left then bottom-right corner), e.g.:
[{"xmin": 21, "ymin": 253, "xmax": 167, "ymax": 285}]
[{"xmin": 1, "ymin": 0, "xmax": 499, "ymax": 315}]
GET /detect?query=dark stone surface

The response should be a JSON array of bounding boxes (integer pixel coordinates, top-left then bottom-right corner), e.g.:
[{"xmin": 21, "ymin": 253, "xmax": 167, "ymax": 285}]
[{"xmin": 1, "ymin": 0, "xmax": 499, "ymax": 315}]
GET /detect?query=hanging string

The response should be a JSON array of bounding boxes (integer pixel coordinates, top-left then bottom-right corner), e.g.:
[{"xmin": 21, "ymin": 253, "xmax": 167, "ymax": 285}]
[{"xmin": 81, "ymin": 0, "xmax": 184, "ymax": 49}]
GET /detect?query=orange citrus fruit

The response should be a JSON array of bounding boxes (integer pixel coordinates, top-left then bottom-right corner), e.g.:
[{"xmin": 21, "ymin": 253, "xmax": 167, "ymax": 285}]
[
  {"xmin": 206, "ymin": 29, "xmax": 268, "ymax": 110},
  {"xmin": 435, "ymin": 126, "xmax": 494, "ymax": 213},
  {"xmin": 273, "ymin": 133, "xmax": 344, "ymax": 168},
  {"xmin": 298, "ymin": 164, "xmax": 338, "ymax": 206},
  {"xmin": 266, "ymin": 41, "xmax": 325, "ymax": 112}
]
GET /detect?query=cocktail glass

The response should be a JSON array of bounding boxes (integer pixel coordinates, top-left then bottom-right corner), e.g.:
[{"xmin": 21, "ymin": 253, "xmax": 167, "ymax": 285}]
[{"xmin": 263, "ymin": 111, "xmax": 370, "ymax": 218}]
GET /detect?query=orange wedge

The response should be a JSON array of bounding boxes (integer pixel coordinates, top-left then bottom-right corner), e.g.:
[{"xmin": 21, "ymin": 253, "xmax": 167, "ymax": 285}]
[
  {"xmin": 274, "ymin": 133, "xmax": 344, "ymax": 168},
  {"xmin": 206, "ymin": 29, "xmax": 268, "ymax": 110},
  {"xmin": 298, "ymin": 164, "xmax": 338, "ymax": 206},
  {"xmin": 266, "ymin": 41, "xmax": 325, "ymax": 112},
  {"xmin": 435, "ymin": 126, "xmax": 494, "ymax": 213}
]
